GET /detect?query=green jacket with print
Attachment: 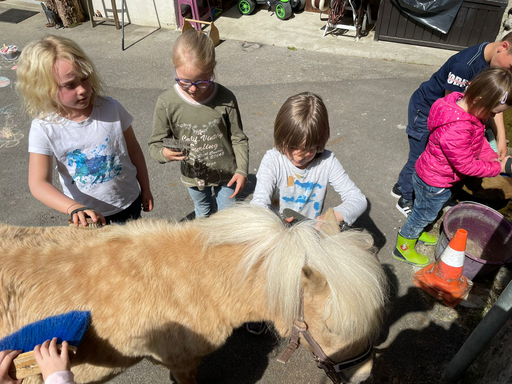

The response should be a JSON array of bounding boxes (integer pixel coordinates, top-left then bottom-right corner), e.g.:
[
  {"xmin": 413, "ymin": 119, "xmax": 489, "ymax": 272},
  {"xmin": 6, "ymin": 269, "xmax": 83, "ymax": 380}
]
[{"xmin": 148, "ymin": 84, "xmax": 249, "ymax": 189}]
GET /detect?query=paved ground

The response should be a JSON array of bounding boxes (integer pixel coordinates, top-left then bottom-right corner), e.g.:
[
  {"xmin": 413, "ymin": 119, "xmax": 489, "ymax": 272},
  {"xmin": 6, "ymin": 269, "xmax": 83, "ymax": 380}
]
[{"xmin": 0, "ymin": 2, "xmax": 494, "ymax": 383}]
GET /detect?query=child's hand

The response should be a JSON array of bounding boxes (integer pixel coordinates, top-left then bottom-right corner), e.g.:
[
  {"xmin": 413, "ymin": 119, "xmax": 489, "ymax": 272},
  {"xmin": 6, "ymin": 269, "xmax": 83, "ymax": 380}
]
[
  {"xmin": 71, "ymin": 208, "xmax": 106, "ymax": 227},
  {"xmin": 497, "ymin": 141, "xmax": 508, "ymax": 161},
  {"xmin": 162, "ymin": 148, "xmax": 187, "ymax": 162},
  {"xmin": 227, "ymin": 174, "xmax": 247, "ymax": 199},
  {"xmin": 141, "ymin": 189, "xmax": 154, "ymax": 212},
  {"xmin": 317, "ymin": 211, "xmax": 344, "ymax": 225},
  {"xmin": 34, "ymin": 338, "xmax": 70, "ymax": 382},
  {"xmin": 0, "ymin": 349, "xmax": 22, "ymax": 384},
  {"xmin": 316, "ymin": 211, "xmax": 344, "ymax": 230}
]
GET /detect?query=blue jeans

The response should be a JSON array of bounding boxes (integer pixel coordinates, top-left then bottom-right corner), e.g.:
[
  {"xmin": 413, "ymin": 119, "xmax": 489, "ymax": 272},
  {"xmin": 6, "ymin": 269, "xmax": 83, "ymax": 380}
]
[
  {"xmin": 397, "ymin": 100, "xmax": 429, "ymax": 200},
  {"xmin": 188, "ymin": 184, "xmax": 236, "ymax": 218},
  {"xmin": 400, "ymin": 172, "xmax": 452, "ymax": 239}
]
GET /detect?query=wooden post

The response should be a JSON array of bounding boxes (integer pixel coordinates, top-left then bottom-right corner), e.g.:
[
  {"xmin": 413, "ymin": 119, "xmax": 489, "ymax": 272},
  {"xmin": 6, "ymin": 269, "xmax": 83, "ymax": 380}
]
[
  {"xmin": 86, "ymin": 0, "xmax": 96, "ymax": 27},
  {"xmin": 111, "ymin": 0, "xmax": 121, "ymax": 29}
]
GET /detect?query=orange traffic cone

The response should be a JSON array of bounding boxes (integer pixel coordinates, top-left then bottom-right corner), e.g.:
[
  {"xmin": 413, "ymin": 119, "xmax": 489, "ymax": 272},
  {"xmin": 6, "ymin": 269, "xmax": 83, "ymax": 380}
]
[{"xmin": 413, "ymin": 229, "xmax": 473, "ymax": 308}]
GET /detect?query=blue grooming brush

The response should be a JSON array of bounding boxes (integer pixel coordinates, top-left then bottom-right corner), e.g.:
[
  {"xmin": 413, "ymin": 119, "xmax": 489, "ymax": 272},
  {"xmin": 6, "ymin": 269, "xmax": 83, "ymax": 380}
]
[
  {"xmin": 1, "ymin": 311, "xmax": 91, "ymax": 379},
  {"xmin": 0, "ymin": 311, "xmax": 90, "ymax": 353}
]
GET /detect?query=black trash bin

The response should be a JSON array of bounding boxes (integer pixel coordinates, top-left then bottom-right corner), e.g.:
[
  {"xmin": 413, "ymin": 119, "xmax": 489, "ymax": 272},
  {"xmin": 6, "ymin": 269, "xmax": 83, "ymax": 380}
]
[{"xmin": 374, "ymin": 0, "xmax": 508, "ymax": 50}]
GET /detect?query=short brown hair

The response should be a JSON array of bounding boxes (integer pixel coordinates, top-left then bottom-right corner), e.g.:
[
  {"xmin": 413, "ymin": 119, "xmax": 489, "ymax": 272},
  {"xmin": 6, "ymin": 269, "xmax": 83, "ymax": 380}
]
[
  {"xmin": 274, "ymin": 92, "xmax": 330, "ymax": 154},
  {"xmin": 465, "ymin": 67, "xmax": 512, "ymax": 118},
  {"xmin": 501, "ymin": 32, "xmax": 512, "ymax": 45}
]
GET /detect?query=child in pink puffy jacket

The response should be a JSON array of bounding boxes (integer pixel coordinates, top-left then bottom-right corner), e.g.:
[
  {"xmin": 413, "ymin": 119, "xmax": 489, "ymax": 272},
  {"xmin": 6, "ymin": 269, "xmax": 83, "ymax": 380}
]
[
  {"xmin": 0, "ymin": 338, "xmax": 75, "ymax": 384},
  {"xmin": 394, "ymin": 67, "xmax": 512, "ymax": 267}
]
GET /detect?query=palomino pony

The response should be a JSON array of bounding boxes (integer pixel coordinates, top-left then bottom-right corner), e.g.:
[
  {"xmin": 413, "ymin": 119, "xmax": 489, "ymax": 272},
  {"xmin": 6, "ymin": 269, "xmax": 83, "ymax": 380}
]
[{"xmin": 0, "ymin": 205, "xmax": 387, "ymax": 384}]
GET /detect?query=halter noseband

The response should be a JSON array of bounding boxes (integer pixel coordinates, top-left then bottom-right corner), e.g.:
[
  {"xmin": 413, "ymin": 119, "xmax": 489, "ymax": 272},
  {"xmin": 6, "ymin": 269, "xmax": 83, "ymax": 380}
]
[{"xmin": 277, "ymin": 291, "xmax": 373, "ymax": 384}]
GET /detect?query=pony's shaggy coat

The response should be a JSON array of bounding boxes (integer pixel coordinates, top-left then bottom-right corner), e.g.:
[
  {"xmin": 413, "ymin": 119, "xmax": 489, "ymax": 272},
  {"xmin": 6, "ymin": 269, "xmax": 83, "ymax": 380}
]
[{"xmin": 0, "ymin": 205, "xmax": 387, "ymax": 384}]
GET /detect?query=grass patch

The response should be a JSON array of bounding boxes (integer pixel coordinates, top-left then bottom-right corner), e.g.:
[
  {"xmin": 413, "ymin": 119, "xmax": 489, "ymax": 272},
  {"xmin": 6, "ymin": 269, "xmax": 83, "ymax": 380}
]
[
  {"xmin": 287, "ymin": 46, "xmax": 297, "ymax": 51},
  {"xmin": 504, "ymin": 109, "xmax": 512, "ymax": 143}
]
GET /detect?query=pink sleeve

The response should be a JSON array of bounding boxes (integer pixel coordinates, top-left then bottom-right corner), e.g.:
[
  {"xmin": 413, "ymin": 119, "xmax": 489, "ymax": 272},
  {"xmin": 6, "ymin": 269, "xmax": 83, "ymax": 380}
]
[
  {"xmin": 45, "ymin": 371, "xmax": 76, "ymax": 384},
  {"xmin": 440, "ymin": 124, "xmax": 501, "ymax": 178},
  {"xmin": 478, "ymin": 140, "xmax": 499, "ymax": 162}
]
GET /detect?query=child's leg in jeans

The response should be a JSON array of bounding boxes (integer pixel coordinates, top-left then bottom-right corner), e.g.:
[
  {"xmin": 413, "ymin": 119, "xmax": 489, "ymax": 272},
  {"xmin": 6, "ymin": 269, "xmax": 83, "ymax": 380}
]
[
  {"xmin": 397, "ymin": 101, "xmax": 429, "ymax": 201},
  {"xmin": 214, "ymin": 184, "xmax": 237, "ymax": 211},
  {"xmin": 400, "ymin": 172, "xmax": 452, "ymax": 239},
  {"xmin": 188, "ymin": 187, "xmax": 214, "ymax": 218},
  {"xmin": 397, "ymin": 134, "xmax": 430, "ymax": 201},
  {"xmin": 394, "ymin": 173, "xmax": 451, "ymax": 266}
]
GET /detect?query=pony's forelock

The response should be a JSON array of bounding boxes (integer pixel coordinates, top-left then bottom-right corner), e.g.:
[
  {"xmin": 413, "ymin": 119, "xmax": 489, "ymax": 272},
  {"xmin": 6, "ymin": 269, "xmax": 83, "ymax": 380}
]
[
  {"xmin": 196, "ymin": 204, "xmax": 387, "ymax": 346},
  {"xmin": 311, "ymin": 231, "xmax": 388, "ymax": 343}
]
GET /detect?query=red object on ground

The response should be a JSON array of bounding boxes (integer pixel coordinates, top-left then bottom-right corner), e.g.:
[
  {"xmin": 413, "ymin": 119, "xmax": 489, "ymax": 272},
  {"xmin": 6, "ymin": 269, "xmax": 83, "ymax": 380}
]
[{"xmin": 413, "ymin": 229, "xmax": 473, "ymax": 308}]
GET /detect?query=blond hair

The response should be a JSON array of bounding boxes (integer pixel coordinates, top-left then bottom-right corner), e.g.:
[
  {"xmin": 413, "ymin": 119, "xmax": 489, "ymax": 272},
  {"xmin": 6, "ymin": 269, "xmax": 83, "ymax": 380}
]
[
  {"xmin": 16, "ymin": 35, "xmax": 104, "ymax": 119},
  {"xmin": 274, "ymin": 92, "xmax": 330, "ymax": 154},
  {"xmin": 465, "ymin": 67, "xmax": 512, "ymax": 119},
  {"xmin": 172, "ymin": 29, "xmax": 216, "ymax": 74}
]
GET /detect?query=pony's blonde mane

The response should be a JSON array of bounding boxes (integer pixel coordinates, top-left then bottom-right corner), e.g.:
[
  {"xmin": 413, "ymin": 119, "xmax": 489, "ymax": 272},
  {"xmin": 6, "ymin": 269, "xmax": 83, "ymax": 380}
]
[{"xmin": 195, "ymin": 204, "xmax": 387, "ymax": 345}]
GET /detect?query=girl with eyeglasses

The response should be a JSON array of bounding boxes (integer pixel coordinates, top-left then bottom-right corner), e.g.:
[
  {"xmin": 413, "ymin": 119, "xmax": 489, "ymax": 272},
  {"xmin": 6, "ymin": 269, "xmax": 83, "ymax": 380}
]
[
  {"xmin": 393, "ymin": 67, "xmax": 512, "ymax": 267},
  {"xmin": 149, "ymin": 30, "xmax": 249, "ymax": 218}
]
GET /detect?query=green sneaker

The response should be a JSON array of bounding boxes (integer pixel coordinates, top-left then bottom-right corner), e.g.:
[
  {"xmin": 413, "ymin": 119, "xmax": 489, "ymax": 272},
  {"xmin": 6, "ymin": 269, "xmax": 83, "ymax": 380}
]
[
  {"xmin": 418, "ymin": 231, "xmax": 437, "ymax": 246},
  {"xmin": 393, "ymin": 233, "xmax": 430, "ymax": 267}
]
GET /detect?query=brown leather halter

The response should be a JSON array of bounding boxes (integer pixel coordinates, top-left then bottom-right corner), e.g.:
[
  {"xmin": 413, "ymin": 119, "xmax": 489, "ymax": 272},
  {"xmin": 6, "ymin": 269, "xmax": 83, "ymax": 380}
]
[
  {"xmin": 277, "ymin": 291, "xmax": 373, "ymax": 384},
  {"xmin": 277, "ymin": 210, "xmax": 374, "ymax": 383}
]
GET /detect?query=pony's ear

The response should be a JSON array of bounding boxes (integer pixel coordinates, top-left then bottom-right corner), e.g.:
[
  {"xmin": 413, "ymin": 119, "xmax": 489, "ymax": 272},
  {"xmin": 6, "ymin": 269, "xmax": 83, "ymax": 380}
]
[
  {"xmin": 321, "ymin": 208, "xmax": 340, "ymax": 236},
  {"xmin": 301, "ymin": 266, "xmax": 328, "ymax": 295}
]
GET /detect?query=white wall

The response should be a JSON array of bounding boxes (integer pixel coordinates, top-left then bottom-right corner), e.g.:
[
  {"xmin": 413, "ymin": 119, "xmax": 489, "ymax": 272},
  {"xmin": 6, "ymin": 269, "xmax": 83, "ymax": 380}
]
[{"xmin": 88, "ymin": 0, "xmax": 177, "ymax": 28}]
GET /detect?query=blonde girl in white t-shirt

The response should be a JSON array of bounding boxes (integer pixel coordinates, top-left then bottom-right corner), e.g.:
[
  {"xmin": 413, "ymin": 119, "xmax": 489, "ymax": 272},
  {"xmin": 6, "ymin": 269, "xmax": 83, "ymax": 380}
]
[{"xmin": 17, "ymin": 35, "xmax": 153, "ymax": 226}]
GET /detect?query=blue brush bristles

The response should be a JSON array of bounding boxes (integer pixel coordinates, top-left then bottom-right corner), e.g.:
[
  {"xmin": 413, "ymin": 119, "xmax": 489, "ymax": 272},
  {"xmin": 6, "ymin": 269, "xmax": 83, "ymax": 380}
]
[{"xmin": 0, "ymin": 311, "xmax": 90, "ymax": 353}]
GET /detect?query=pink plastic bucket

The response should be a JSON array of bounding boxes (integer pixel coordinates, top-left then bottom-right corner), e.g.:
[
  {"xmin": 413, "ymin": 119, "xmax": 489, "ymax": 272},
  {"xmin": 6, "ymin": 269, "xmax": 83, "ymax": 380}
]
[{"xmin": 435, "ymin": 202, "xmax": 512, "ymax": 280}]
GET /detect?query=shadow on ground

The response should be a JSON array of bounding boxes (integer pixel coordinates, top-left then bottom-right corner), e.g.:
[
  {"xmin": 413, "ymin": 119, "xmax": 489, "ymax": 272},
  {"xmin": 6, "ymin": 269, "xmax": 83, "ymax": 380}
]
[
  {"xmin": 197, "ymin": 326, "xmax": 280, "ymax": 383},
  {"xmin": 353, "ymin": 199, "xmax": 386, "ymax": 250},
  {"xmin": 364, "ymin": 263, "xmax": 503, "ymax": 384}
]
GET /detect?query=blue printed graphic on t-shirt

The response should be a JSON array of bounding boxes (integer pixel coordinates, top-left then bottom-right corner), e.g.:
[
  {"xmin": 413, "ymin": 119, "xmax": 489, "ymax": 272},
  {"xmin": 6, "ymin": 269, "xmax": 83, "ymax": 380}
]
[
  {"xmin": 67, "ymin": 137, "xmax": 122, "ymax": 187},
  {"xmin": 281, "ymin": 179, "xmax": 323, "ymax": 217}
]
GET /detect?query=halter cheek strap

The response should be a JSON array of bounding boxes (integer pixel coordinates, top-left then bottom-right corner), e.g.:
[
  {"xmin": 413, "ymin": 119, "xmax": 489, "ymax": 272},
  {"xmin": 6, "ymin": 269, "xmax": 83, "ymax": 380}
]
[
  {"xmin": 276, "ymin": 217, "xmax": 373, "ymax": 383},
  {"xmin": 277, "ymin": 290, "xmax": 373, "ymax": 384}
]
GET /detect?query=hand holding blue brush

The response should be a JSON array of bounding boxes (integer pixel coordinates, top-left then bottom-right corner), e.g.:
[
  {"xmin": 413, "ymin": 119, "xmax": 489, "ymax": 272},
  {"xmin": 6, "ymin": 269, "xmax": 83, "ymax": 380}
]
[
  {"xmin": 0, "ymin": 350, "xmax": 22, "ymax": 384},
  {"xmin": 0, "ymin": 311, "xmax": 89, "ymax": 380},
  {"xmin": 34, "ymin": 338, "xmax": 72, "ymax": 383},
  {"xmin": 1, "ymin": 338, "xmax": 76, "ymax": 384}
]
